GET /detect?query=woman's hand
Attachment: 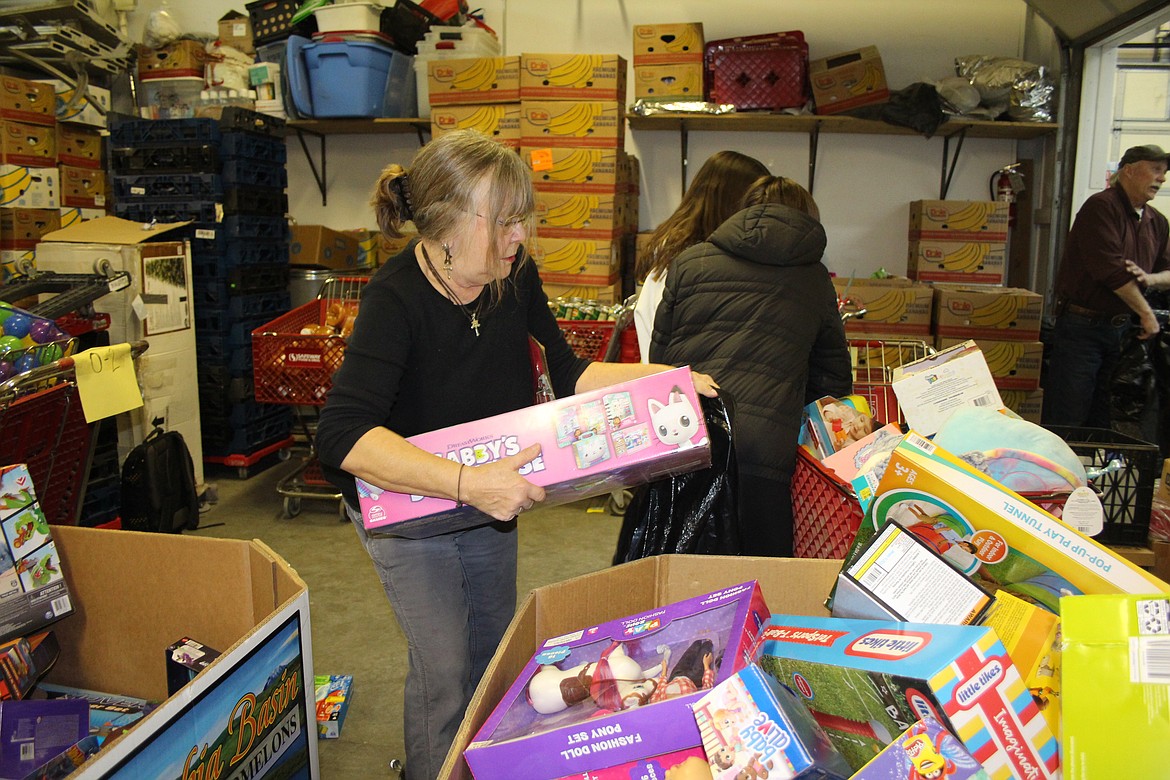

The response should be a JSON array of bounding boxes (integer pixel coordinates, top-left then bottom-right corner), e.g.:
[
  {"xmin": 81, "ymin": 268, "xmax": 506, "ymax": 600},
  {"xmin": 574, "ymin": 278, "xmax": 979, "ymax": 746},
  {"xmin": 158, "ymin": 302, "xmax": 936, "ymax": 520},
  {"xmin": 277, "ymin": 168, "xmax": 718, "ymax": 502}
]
[
  {"xmin": 461, "ymin": 443, "xmax": 547, "ymax": 521},
  {"xmin": 690, "ymin": 371, "xmax": 720, "ymax": 397}
]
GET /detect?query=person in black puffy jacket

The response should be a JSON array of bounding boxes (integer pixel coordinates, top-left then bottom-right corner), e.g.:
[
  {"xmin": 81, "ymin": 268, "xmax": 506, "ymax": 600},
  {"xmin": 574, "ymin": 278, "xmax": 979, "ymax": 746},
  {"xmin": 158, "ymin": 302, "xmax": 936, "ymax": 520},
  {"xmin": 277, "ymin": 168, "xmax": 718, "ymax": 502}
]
[{"xmin": 650, "ymin": 176, "xmax": 852, "ymax": 556}]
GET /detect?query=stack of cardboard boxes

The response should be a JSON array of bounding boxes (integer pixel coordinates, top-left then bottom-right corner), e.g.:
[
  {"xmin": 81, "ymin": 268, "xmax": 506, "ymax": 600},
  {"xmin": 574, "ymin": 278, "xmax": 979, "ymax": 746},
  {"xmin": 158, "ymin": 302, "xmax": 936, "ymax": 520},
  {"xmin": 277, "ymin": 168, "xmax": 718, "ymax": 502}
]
[
  {"xmin": 427, "ymin": 55, "xmax": 522, "ymax": 148},
  {"xmin": 630, "ymin": 23, "xmax": 705, "ymax": 104}
]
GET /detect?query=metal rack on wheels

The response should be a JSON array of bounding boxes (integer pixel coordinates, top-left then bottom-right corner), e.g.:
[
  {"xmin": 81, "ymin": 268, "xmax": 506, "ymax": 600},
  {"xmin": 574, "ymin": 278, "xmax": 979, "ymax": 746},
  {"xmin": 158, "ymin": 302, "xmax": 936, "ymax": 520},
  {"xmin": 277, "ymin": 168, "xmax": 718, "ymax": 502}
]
[
  {"xmin": 0, "ymin": 340, "xmax": 149, "ymax": 526},
  {"xmin": 252, "ymin": 275, "xmax": 369, "ymax": 518}
]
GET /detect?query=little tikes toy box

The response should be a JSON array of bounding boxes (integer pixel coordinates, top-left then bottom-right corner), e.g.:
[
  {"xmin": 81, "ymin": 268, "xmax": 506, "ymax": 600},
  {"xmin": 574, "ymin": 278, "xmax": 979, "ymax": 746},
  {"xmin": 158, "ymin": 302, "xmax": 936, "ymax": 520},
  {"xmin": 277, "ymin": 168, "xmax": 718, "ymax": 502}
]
[
  {"xmin": 358, "ymin": 366, "xmax": 711, "ymax": 537},
  {"xmin": 464, "ymin": 581, "xmax": 768, "ymax": 780},
  {"xmin": 752, "ymin": 615, "xmax": 1059, "ymax": 779},
  {"xmin": 315, "ymin": 673, "xmax": 353, "ymax": 739}
]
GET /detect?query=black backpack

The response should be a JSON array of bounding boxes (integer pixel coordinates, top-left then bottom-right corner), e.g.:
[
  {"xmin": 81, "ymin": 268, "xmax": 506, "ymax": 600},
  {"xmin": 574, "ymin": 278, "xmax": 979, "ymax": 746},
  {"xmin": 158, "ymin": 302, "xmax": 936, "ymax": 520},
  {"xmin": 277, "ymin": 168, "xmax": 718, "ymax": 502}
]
[{"xmin": 120, "ymin": 423, "xmax": 199, "ymax": 533}]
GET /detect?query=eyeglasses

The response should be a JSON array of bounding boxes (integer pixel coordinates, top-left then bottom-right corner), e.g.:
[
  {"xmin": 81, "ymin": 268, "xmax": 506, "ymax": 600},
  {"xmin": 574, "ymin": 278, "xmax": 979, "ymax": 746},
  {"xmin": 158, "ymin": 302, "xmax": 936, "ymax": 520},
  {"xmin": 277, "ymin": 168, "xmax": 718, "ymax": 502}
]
[{"xmin": 473, "ymin": 212, "xmax": 530, "ymax": 230}]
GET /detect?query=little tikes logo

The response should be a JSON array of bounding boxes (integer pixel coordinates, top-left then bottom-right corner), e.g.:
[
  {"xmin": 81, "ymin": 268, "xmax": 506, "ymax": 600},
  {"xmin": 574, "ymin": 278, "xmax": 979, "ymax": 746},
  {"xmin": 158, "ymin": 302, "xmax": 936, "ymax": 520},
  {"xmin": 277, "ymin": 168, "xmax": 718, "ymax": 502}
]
[
  {"xmin": 954, "ymin": 658, "xmax": 1005, "ymax": 709},
  {"xmin": 760, "ymin": 625, "xmax": 847, "ymax": 648},
  {"xmin": 286, "ymin": 349, "xmax": 323, "ymax": 368},
  {"xmin": 846, "ymin": 630, "xmax": 931, "ymax": 661}
]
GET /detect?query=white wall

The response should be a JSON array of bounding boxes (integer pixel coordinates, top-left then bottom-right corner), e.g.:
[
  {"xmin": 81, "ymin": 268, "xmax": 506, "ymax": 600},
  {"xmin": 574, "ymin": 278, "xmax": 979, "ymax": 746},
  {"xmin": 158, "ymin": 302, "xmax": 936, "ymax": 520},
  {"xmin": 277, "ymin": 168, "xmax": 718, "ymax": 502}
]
[{"xmin": 125, "ymin": 0, "xmax": 1054, "ymax": 278}]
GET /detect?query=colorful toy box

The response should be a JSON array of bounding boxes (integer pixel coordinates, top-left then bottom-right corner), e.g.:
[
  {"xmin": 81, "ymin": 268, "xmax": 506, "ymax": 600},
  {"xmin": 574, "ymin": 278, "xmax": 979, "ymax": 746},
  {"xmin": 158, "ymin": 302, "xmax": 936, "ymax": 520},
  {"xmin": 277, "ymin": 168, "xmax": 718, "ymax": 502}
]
[
  {"xmin": 315, "ymin": 674, "xmax": 353, "ymax": 739},
  {"xmin": 552, "ymin": 746, "xmax": 708, "ymax": 780},
  {"xmin": 464, "ymin": 581, "xmax": 769, "ymax": 780},
  {"xmin": 692, "ymin": 663, "xmax": 851, "ymax": 779},
  {"xmin": 753, "ymin": 615, "xmax": 1060, "ymax": 779},
  {"xmin": 358, "ymin": 367, "xmax": 711, "ymax": 537},
  {"xmin": 0, "ymin": 698, "xmax": 89, "ymax": 779},
  {"xmin": 851, "ymin": 716, "xmax": 989, "ymax": 779}
]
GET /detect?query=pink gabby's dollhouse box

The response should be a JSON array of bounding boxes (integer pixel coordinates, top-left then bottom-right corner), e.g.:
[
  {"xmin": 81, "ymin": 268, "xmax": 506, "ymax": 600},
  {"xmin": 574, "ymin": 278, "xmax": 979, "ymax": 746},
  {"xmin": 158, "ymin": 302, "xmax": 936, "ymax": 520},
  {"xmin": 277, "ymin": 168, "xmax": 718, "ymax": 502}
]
[
  {"xmin": 463, "ymin": 581, "xmax": 770, "ymax": 780},
  {"xmin": 357, "ymin": 366, "xmax": 711, "ymax": 537}
]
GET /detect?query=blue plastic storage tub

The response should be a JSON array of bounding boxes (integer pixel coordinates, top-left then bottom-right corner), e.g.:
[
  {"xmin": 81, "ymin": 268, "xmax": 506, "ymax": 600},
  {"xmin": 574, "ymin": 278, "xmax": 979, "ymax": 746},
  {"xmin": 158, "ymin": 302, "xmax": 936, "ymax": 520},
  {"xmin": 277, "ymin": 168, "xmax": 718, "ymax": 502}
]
[{"xmin": 287, "ymin": 36, "xmax": 412, "ymax": 118}]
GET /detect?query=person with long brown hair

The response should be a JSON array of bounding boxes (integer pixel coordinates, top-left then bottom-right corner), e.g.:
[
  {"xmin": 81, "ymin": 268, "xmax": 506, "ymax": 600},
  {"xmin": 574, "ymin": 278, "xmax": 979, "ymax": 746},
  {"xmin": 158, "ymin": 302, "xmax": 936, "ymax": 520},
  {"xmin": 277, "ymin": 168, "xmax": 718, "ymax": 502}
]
[{"xmin": 633, "ymin": 151, "xmax": 770, "ymax": 361}]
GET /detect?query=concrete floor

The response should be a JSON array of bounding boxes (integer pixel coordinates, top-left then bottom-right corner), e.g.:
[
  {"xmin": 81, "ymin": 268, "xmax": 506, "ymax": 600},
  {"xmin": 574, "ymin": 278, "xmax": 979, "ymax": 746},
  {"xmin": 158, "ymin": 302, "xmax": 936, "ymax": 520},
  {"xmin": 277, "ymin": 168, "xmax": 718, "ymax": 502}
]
[{"xmin": 196, "ymin": 452, "xmax": 624, "ymax": 779}]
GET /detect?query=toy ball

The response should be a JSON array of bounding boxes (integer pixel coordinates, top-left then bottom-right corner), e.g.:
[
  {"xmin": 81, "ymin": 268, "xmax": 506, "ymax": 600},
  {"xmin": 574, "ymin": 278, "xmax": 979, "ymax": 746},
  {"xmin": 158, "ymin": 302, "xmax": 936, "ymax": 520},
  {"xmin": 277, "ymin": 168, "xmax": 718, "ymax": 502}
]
[
  {"xmin": 28, "ymin": 319, "xmax": 61, "ymax": 344},
  {"xmin": 14, "ymin": 353, "xmax": 35, "ymax": 374},
  {"xmin": 0, "ymin": 335, "xmax": 23, "ymax": 355},
  {"xmin": 2, "ymin": 314, "xmax": 30, "ymax": 339},
  {"xmin": 0, "ymin": 361, "xmax": 13, "ymax": 381},
  {"xmin": 37, "ymin": 343, "xmax": 63, "ymax": 365}
]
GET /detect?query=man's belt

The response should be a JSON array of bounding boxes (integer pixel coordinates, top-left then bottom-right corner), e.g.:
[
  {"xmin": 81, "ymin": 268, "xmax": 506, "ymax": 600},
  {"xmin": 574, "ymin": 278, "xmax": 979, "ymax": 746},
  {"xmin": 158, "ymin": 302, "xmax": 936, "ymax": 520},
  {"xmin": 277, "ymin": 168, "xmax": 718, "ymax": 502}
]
[{"xmin": 1058, "ymin": 299, "xmax": 1131, "ymax": 327}]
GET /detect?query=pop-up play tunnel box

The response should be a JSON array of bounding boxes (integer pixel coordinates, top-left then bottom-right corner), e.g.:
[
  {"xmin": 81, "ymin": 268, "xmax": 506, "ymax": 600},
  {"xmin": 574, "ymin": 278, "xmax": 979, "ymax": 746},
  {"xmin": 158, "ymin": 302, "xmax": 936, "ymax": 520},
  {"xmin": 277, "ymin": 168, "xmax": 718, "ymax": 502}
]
[
  {"xmin": 358, "ymin": 366, "xmax": 711, "ymax": 538},
  {"xmin": 752, "ymin": 615, "xmax": 1060, "ymax": 779},
  {"xmin": 44, "ymin": 527, "xmax": 318, "ymax": 779},
  {"xmin": 464, "ymin": 581, "xmax": 769, "ymax": 780},
  {"xmin": 444, "ymin": 555, "xmax": 844, "ymax": 779}
]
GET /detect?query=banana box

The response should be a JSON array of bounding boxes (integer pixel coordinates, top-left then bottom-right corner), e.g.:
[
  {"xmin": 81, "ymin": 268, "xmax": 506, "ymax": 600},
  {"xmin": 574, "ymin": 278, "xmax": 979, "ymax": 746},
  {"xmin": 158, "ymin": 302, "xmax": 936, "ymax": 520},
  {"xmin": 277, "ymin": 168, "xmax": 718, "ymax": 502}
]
[
  {"xmin": 0, "ymin": 121, "xmax": 56, "ymax": 168},
  {"xmin": 54, "ymin": 124, "xmax": 102, "ymax": 169},
  {"xmin": 632, "ymin": 23, "xmax": 704, "ymax": 66},
  {"xmin": 520, "ymin": 100, "xmax": 625, "ymax": 149},
  {"xmin": 59, "ymin": 166, "xmax": 106, "ymax": 209},
  {"xmin": 999, "ymin": 388, "xmax": 1042, "ymax": 423},
  {"xmin": 907, "ymin": 240, "xmax": 1006, "ymax": 285},
  {"xmin": 136, "ymin": 39, "xmax": 210, "ymax": 81},
  {"xmin": 0, "ymin": 209, "xmax": 59, "ymax": 250},
  {"xmin": 34, "ymin": 79, "xmax": 111, "ymax": 128},
  {"xmin": 534, "ymin": 191, "xmax": 623, "ymax": 239},
  {"xmin": 525, "ymin": 147, "xmax": 624, "ymax": 193},
  {"xmin": 58, "ymin": 207, "xmax": 104, "ymax": 230},
  {"xmin": 0, "ymin": 249, "xmax": 33, "ymax": 282},
  {"xmin": 936, "ymin": 337, "xmax": 1041, "ymax": 391},
  {"xmin": 831, "ymin": 277, "xmax": 933, "ymax": 337},
  {"xmin": 427, "ymin": 56, "xmax": 521, "ymax": 106},
  {"xmin": 633, "ymin": 63, "xmax": 704, "ymax": 101},
  {"xmin": 529, "ymin": 236, "xmax": 621, "ymax": 286},
  {"xmin": 542, "ymin": 281, "xmax": 624, "ymax": 305},
  {"xmin": 430, "ymin": 103, "xmax": 521, "ymax": 147},
  {"xmin": 809, "ymin": 46, "xmax": 890, "ymax": 115},
  {"xmin": 0, "ymin": 77, "xmax": 55, "ymax": 126},
  {"xmin": 909, "ymin": 201, "xmax": 1009, "ymax": 243},
  {"xmin": 519, "ymin": 54, "xmax": 627, "ymax": 101},
  {"xmin": 0, "ymin": 166, "xmax": 58, "ymax": 209},
  {"xmin": 932, "ymin": 284, "xmax": 1043, "ymax": 342}
]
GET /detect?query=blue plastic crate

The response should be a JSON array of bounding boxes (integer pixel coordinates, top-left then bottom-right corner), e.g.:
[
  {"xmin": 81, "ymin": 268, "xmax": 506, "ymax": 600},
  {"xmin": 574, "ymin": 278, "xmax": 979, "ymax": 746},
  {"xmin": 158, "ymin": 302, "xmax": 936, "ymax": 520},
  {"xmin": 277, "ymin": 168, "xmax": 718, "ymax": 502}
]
[
  {"xmin": 108, "ymin": 115, "xmax": 222, "ymax": 147},
  {"xmin": 220, "ymin": 132, "xmax": 288, "ymax": 164},
  {"xmin": 112, "ymin": 172, "xmax": 224, "ymax": 200},
  {"xmin": 221, "ymin": 159, "xmax": 289, "ymax": 189},
  {"xmin": 114, "ymin": 199, "xmax": 220, "ymax": 224},
  {"xmin": 189, "ymin": 234, "xmax": 289, "ymax": 266},
  {"xmin": 222, "ymin": 215, "xmax": 289, "ymax": 240}
]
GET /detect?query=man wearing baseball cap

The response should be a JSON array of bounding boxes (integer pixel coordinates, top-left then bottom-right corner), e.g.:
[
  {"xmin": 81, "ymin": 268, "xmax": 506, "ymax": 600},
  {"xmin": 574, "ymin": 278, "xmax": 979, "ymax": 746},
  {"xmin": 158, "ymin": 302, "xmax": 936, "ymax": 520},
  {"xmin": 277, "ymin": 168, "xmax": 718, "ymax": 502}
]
[{"xmin": 1044, "ymin": 143, "xmax": 1170, "ymax": 429}]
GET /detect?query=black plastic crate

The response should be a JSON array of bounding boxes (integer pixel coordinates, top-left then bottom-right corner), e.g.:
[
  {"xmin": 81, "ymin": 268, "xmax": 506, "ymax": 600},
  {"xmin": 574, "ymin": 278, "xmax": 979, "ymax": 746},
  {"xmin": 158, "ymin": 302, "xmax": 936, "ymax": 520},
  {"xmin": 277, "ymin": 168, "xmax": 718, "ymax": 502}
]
[
  {"xmin": 196, "ymin": 341, "xmax": 254, "ymax": 375},
  {"xmin": 223, "ymin": 186, "xmax": 288, "ymax": 216},
  {"xmin": 221, "ymin": 159, "xmax": 289, "ymax": 189},
  {"xmin": 220, "ymin": 132, "xmax": 288, "ymax": 164},
  {"xmin": 246, "ymin": 0, "xmax": 316, "ymax": 47},
  {"xmin": 188, "ymin": 232, "xmax": 289, "ymax": 266},
  {"xmin": 110, "ymin": 144, "xmax": 219, "ymax": 174},
  {"xmin": 113, "ymin": 172, "xmax": 224, "ymax": 200},
  {"xmin": 1046, "ymin": 425, "xmax": 1159, "ymax": 546},
  {"xmin": 222, "ymin": 215, "xmax": 289, "ymax": 240},
  {"xmin": 202, "ymin": 406, "xmax": 292, "ymax": 453},
  {"xmin": 219, "ymin": 106, "xmax": 286, "ymax": 136},
  {"xmin": 114, "ymin": 199, "xmax": 221, "ymax": 224},
  {"xmin": 192, "ymin": 262, "xmax": 289, "ymax": 295},
  {"xmin": 108, "ymin": 114, "xmax": 222, "ymax": 147}
]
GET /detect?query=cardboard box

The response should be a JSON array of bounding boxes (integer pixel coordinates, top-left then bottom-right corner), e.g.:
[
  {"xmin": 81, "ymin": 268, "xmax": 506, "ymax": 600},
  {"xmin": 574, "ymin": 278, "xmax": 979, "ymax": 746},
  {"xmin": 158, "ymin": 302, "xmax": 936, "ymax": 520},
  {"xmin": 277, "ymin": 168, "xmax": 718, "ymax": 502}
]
[
  {"xmin": 465, "ymin": 581, "xmax": 769, "ymax": 779},
  {"xmin": 753, "ymin": 615, "xmax": 1059, "ymax": 778},
  {"xmin": 936, "ymin": 337, "xmax": 1042, "ymax": 391},
  {"xmin": 524, "ymin": 147, "xmax": 625, "ymax": 193},
  {"xmin": 58, "ymin": 207, "xmax": 104, "ymax": 230},
  {"xmin": 906, "ymin": 239, "xmax": 1007, "ymax": 285},
  {"xmin": 809, "ymin": 46, "xmax": 890, "ymax": 115},
  {"xmin": 852, "ymin": 716, "xmax": 987, "ymax": 779},
  {"xmin": 40, "ymin": 526, "xmax": 319, "ymax": 778},
  {"xmin": 932, "ymin": 284, "xmax": 1044, "ymax": 341},
  {"xmin": 519, "ymin": 100, "xmax": 625, "ymax": 149},
  {"xmin": 35, "ymin": 682, "xmax": 158, "ymax": 736},
  {"xmin": 1060, "ymin": 594, "xmax": 1170, "ymax": 778},
  {"xmin": 909, "ymin": 200, "xmax": 1010, "ymax": 242},
  {"xmin": 137, "ymin": 39, "xmax": 209, "ymax": 81},
  {"xmin": 0, "ymin": 77, "xmax": 55, "ymax": 126},
  {"xmin": 542, "ymin": 281, "xmax": 624, "ymax": 305},
  {"xmin": 55, "ymin": 124, "xmax": 102, "ymax": 168},
  {"xmin": 315, "ymin": 674, "xmax": 353, "ymax": 739},
  {"xmin": 289, "ymin": 224, "xmax": 362, "ymax": 270},
  {"xmin": 427, "ymin": 56, "xmax": 521, "ymax": 106},
  {"xmin": 0, "ymin": 120, "xmax": 56, "ymax": 167},
  {"xmin": 632, "ymin": 23, "xmax": 704, "ymax": 66},
  {"xmin": 534, "ymin": 190, "xmax": 624, "ymax": 239},
  {"xmin": 831, "ymin": 277, "xmax": 933, "ymax": 337},
  {"xmin": 1000, "ymin": 388, "xmax": 1043, "ymax": 423},
  {"xmin": 1160, "ymin": 458, "xmax": 1170, "ymax": 505},
  {"xmin": 59, "ymin": 165, "xmax": 106, "ymax": 209},
  {"xmin": 632, "ymin": 62, "xmax": 704, "ymax": 101},
  {"xmin": 34, "ymin": 80, "xmax": 111, "ymax": 128},
  {"xmin": 530, "ymin": 236, "xmax": 621, "ymax": 285},
  {"xmin": 890, "ymin": 340, "xmax": 1004, "ymax": 436},
  {"xmin": 358, "ymin": 367, "xmax": 711, "ymax": 537},
  {"xmin": 430, "ymin": 103, "xmax": 521, "ymax": 146},
  {"xmin": 0, "ymin": 166, "xmax": 58, "ymax": 209},
  {"xmin": 520, "ymin": 54, "xmax": 627, "ymax": 101},
  {"xmin": 0, "ymin": 208, "xmax": 59, "ymax": 249},
  {"xmin": 218, "ymin": 10, "xmax": 255, "ymax": 54}
]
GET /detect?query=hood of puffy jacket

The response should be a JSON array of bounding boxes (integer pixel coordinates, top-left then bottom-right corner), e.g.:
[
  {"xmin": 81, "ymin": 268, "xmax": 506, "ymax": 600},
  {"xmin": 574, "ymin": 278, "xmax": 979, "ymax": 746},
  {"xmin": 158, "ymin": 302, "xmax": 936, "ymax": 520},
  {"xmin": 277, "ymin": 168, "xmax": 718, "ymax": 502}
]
[{"xmin": 707, "ymin": 203, "xmax": 827, "ymax": 268}]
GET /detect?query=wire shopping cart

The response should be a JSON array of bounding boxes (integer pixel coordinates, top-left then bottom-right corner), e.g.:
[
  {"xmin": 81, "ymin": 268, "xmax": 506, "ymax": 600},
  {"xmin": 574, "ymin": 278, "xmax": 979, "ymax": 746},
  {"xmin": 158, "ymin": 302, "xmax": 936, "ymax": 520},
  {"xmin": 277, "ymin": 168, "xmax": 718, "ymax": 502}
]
[
  {"xmin": 0, "ymin": 340, "xmax": 149, "ymax": 526},
  {"xmin": 553, "ymin": 295, "xmax": 639, "ymax": 363},
  {"xmin": 252, "ymin": 275, "xmax": 369, "ymax": 518}
]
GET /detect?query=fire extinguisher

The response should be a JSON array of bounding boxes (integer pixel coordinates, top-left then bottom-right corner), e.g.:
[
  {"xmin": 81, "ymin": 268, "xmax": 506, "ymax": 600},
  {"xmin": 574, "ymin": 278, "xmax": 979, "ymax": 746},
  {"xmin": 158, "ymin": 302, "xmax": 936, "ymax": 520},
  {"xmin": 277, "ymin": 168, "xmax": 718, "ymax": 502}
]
[{"xmin": 990, "ymin": 163, "xmax": 1025, "ymax": 228}]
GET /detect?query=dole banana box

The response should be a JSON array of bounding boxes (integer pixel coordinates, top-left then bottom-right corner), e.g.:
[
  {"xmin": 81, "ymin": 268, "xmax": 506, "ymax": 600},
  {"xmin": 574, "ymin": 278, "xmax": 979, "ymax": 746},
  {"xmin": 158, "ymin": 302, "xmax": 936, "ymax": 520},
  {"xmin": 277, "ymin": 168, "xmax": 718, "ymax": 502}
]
[
  {"xmin": 752, "ymin": 615, "xmax": 1059, "ymax": 779},
  {"xmin": 520, "ymin": 100, "xmax": 625, "ymax": 149},
  {"xmin": 427, "ymin": 56, "xmax": 521, "ymax": 106},
  {"xmin": 530, "ymin": 235, "xmax": 621, "ymax": 285},
  {"xmin": 57, "ymin": 206, "xmax": 104, "ymax": 230},
  {"xmin": 542, "ymin": 281, "xmax": 624, "ymax": 305},
  {"xmin": 535, "ymin": 191, "xmax": 623, "ymax": 239},
  {"xmin": 999, "ymin": 389, "xmax": 1043, "ymax": 424},
  {"xmin": 936, "ymin": 337, "xmax": 1042, "ymax": 391},
  {"xmin": 809, "ymin": 46, "xmax": 890, "ymax": 115},
  {"xmin": 35, "ymin": 79, "xmax": 111, "ymax": 128},
  {"xmin": 830, "ymin": 277, "xmax": 933, "ymax": 337},
  {"xmin": 465, "ymin": 581, "xmax": 769, "ymax": 780},
  {"xmin": 632, "ymin": 23, "xmax": 705, "ymax": 66},
  {"xmin": 932, "ymin": 284, "xmax": 1043, "ymax": 341},
  {"xmin": 357, "ymin": 367, "xmax": 711, "ymax": 537},
  {"xmin": 0, "ymin": 121, "xmax": 56, "ymax": 168},
  {"xmin": 524, "ymin": 147, "xmax": 624, "ymax": 192},
  {"xmin": 430, "ymin": 103, "xmax": 521, "ymax": 147},
  {"xmin": 1060, "ymin": 594, "xmax": 1170, "ymax": 779},
  {"xmin": 907, "ymin": 239, "xmax": 1006, "ymax": 285},
  {"xmin": 633, "ymin": 63, "xmax": 704, "ymax": 101},
  {"xmin": 0, "ymin": 77, "xmax": 55, "ymax": 126},
  {"xmin": 909, "ymin": 201, "xmax": 1009, "ymax": 243},
  {"xmin": 519, "ymin": 54, "xmax": 627, "ymax": 101},
  {"xmin": 0, "ymin": 166, "xmax": 58, "ymax": 209},
  {"xmin": 55, "ymin": 123, "xmax": 102, "ymax": 168},
  {"xmin": 0, "ymin": 209, "xmax": 59, "ymax": 249},
  {"xmin": 59, "ymin": 165, "xmax": 106, "ymax": 209}
]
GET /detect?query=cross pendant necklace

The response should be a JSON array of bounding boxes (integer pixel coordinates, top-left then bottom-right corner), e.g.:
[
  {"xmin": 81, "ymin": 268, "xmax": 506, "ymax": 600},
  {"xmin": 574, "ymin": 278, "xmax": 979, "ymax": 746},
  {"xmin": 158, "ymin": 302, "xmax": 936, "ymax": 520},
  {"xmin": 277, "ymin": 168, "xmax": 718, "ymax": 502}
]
[{"xmin": 469, "ymin": 313, "xmax": 481, "ymax": 336}]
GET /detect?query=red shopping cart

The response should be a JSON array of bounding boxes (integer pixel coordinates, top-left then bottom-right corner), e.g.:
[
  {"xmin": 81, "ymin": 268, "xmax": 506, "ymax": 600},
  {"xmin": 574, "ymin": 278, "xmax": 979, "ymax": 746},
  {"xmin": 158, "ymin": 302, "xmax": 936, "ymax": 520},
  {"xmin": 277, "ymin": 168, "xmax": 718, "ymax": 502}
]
[{"xmin": 553, "ymin": 295, "xmax": 639, "ymax": 363}]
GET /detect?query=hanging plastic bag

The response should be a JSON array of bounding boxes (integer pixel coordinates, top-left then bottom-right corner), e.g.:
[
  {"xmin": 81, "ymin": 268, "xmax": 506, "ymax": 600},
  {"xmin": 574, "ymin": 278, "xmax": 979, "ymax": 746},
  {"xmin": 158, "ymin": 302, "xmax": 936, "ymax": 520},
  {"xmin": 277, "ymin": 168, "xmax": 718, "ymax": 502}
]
[
  {"xmin": 612, "ymin": 393, "xmax": 741, "ymax": 563},
  {"xmin": 1110, "ymin": 325, "xmax": 1155, "ymax": 442}
]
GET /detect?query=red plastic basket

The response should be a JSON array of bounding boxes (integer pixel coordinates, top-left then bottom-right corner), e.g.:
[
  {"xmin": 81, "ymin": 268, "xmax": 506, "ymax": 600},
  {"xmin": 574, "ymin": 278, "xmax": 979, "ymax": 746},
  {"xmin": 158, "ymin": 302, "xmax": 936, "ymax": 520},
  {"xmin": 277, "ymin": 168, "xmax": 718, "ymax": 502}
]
[
  {"xmin": 792, "ymin": 447, "xmax": 862, "ymax": 559},
  {"xmin": 704, "ymin": 31, "xmax": 809, "ymax": 110},
  {"xmin": 558, "ymin": 319, "xmax": 617, "ymax": 362},
  {"xmin": 252, "ymin": 299, "xmax": 351, "ymax": 405}
]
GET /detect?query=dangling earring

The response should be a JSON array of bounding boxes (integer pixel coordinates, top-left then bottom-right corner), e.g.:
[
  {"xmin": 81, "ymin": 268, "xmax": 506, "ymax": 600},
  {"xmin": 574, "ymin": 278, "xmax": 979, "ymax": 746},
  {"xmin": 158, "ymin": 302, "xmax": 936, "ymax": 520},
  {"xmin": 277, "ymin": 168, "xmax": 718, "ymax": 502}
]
[{"xmin": 442, "ymin": 243, "xmax": 453, "ymax": 279}]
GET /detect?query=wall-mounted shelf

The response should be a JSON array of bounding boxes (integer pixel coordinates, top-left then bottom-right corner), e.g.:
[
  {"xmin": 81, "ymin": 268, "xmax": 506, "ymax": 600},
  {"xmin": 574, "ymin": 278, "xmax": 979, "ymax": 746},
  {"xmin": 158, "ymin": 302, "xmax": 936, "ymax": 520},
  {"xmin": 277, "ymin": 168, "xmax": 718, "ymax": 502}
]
[
  {"xmin": 283, "ymin": 118, "xmax": 432, "ymax": 205},
  {"xmin": 626, "ymin": 113, "xmax": 1059, "ymax": 198}
]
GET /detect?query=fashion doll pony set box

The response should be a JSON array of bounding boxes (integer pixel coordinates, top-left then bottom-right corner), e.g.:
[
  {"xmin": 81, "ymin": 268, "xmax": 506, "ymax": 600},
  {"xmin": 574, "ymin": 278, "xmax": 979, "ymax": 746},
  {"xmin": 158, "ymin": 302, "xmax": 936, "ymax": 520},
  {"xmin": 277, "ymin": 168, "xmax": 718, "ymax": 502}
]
[{"xmin": 357, "ymin": 366, "xmax": 711, "ymax": 538}]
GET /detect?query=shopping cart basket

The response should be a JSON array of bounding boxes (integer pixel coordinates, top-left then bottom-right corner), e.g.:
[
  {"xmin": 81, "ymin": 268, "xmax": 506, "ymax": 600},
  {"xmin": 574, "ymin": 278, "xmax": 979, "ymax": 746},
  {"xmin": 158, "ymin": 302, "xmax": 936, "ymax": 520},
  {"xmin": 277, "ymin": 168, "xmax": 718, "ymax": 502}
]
[
  {"xmin": 252, "ymin": 275, "xmax": 369, "ymax": 518},
  {"xmin": 847, "ymin": 337, "xmax": 933, "ymax": 425},
  {"xmin": 553, "ymin": 295, "xmax": 639, "ymax": 363}
]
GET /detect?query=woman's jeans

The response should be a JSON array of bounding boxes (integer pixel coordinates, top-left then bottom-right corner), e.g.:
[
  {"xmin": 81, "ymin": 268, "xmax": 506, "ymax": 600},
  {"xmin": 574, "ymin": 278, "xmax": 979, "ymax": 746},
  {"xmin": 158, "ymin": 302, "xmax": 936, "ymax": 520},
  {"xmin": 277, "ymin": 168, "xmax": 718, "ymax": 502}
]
[{"xmin": 349, "ymin": 506, "xmax": 517, "ymax": 780}]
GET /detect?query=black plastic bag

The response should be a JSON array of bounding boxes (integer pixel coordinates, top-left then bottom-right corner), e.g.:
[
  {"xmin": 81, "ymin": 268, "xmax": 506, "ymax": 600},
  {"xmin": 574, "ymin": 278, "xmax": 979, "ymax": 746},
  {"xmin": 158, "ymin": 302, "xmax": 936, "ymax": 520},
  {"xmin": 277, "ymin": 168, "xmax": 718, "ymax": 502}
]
[
  {"xmin": 846, "ymin": 82, "xmax": 948, "ymax": 137},
  {"xmin": 612, "ymin": 394, "xmax": 741, "ymax": 563}
]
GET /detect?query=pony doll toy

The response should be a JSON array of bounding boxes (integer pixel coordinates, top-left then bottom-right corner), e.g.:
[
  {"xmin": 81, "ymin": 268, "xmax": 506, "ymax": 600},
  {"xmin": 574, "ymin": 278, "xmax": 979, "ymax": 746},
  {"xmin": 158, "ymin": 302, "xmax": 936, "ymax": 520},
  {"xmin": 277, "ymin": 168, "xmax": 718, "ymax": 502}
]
[{"xmin": 526, "ymin": 641, "xmax": 660, "ymax": 715}]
